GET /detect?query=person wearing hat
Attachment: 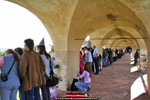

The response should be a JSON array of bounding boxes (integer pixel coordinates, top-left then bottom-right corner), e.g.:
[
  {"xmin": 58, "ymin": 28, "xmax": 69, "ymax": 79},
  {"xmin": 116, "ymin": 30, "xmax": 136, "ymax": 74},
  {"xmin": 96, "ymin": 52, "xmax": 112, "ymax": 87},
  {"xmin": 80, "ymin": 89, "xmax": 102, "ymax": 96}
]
[
  {"xmin": 37, "ymin": 38, "xmax": 55, "ymax": 100},
  {"xmin": 19, "ymin": 38, "xmax": 46, "ymax": 100}
]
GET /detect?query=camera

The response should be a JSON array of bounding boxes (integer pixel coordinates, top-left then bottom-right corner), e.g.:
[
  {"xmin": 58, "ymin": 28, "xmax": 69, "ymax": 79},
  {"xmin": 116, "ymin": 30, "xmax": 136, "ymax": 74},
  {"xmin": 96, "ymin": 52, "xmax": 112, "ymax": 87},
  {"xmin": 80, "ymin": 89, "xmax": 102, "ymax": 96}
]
[{"xmin": 1, "ymin": 73, "xmax": 8, "ymax": 82}]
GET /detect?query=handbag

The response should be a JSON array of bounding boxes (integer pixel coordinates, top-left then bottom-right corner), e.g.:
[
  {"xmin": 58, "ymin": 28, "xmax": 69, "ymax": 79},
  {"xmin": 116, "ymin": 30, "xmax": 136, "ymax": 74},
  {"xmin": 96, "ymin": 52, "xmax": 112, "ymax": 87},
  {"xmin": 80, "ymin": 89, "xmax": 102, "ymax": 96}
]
[
  {"xmin": 70, "ymin": 78, "xmax": 78, "ymax": 92},
  {"xmin": 46, "ymin": 58, "xmax": 59, "ymax": 87},
  {"xmin": 1, "ymin": 59, "xmax": 16, "ymax": 82},
  {"xmin": 46, "ymin": 74, "xmax": 59, "ymax": 87}
]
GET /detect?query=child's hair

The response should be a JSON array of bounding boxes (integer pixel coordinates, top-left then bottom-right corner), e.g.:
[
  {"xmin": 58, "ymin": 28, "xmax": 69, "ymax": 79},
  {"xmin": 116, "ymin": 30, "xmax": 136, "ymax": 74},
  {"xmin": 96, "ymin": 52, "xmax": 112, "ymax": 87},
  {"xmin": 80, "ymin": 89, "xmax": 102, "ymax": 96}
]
[{"xmin": 84, "ymin": 64, "xmax": 91, "ymax": 77}]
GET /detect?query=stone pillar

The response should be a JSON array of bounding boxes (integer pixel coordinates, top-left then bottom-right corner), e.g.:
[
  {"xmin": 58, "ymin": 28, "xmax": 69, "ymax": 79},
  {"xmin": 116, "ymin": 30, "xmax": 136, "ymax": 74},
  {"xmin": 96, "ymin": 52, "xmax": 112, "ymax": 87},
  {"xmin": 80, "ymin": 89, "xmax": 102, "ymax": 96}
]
[
  {"xmin": 139, "ymin": 49, "xmax": 148, "ymax": 71},
  {"xmin": 99, "ymin": 44, "xmax": 103, "ymax": 69},
  {"xmin": 147, "ymin": 50, "xmax": 150, "ymax": 95},
  {"xmin": 67, "ymin": 50, "xmax": 79, "ymax": 85},
  {"xmin": 54, "ymin": 50, "xmax": 68, "ymax": 90},
  {"xmin": 145, "ymin": 39, "xmax": 150, "ymax": 96},
  {"xmin": 67, "ymin": 39, "xmax": 83, "ymax": 87}
]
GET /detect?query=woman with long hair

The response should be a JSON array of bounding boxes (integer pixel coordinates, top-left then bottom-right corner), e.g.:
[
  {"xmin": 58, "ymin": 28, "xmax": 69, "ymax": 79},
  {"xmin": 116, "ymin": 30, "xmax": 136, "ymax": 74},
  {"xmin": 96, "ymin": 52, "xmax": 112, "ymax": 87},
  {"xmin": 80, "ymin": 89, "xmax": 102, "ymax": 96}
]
[
  {"xmin": 14, "ymin": 47, "xmax": 25, "ymax": 100},
  {"xmin": 37, "ymin": 38, "xmax": 55, "ymax": 100},
  {"xmin": 75, "ymin": 64, "xmax": 91, "ymax": 93},
  {"xmin": 0, "ymin": 49, "xmax": 20, "ymax": 100}
]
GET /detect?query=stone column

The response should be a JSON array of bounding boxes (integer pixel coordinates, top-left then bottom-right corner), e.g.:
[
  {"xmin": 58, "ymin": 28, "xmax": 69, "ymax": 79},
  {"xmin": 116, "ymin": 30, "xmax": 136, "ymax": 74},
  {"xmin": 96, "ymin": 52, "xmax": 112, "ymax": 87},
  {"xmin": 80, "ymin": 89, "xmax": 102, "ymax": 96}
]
[
  {"xmin": 147, "ymin": 61, "xmax": 150, "ymax": 95},
  {"xmin": 54, "ymin": 50, "xmax": 68, "ymax": 90},
  {"xmin": 139, "ymin": 49, "xmax": 147, "ymax": 71},
  {"xmin": 145, "ymin": 39, "xmax": 150, "ymax": 96},
  {"xmin": 67, "ymin": 39, "xmax": 83, "ymax": 86}
]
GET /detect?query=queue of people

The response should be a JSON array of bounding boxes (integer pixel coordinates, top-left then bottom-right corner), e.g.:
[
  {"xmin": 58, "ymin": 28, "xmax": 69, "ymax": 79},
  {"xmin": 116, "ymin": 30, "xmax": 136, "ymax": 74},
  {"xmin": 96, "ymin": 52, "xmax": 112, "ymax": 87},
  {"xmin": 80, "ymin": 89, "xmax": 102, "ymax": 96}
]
[
  {"xmin": 79, "ymin": 46, "xmax": 126, "ymax": 76},
  {"xmin": 76, "ymin": 46, "xmax": 101, "ymax": 93},
  {"xmin": 77, "ymin": 46, "xmax": 127, "ymax": 93},
  {"xmin": 0, "ymin": 38, "xmax": 56, "ymax": 100},
  {"xmin": 102, "ymin": 48, "xmax": 125, "ymax": 67},
  {"xmin": 0, "ymin": 38, "xmax": 140, "ymax": 98},
  {"xmin": 80, "ymin": 46, "xmax": 101, "ymax": 76}
]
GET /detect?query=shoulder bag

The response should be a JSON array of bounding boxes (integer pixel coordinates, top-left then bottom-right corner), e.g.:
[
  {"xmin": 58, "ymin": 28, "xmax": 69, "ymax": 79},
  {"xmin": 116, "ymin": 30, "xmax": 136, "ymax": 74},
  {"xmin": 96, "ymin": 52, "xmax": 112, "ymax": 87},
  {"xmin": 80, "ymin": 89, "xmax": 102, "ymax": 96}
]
[
  {"xmin": 46, "ymin": 58, "xmax": 59, "ymax": 87},
  {"xmin": 1, "ymin": 59, "xmax": 16, "ymax": 82}
]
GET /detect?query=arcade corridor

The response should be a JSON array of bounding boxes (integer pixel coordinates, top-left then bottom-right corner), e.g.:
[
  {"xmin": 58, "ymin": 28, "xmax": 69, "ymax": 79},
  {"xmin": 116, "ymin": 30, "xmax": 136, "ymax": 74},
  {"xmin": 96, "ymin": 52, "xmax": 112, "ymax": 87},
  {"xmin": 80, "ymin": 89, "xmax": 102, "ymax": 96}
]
[
  {"xmin": 57, "ymin": 53, "xmax": 148, "ymax": 100},
  {"xmin": 1, "ymin": 0, "xmax": 150, "ymax": 99}
]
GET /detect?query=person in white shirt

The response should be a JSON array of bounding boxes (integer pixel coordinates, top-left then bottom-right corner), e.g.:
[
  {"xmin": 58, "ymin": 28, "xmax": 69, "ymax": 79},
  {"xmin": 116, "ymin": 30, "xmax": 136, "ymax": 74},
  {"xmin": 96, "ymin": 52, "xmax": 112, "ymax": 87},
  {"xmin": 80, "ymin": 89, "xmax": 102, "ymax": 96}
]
[
  {"xmin": 93, "ymin": 46, "xmax": 100, "ymax": 75},
  {"xmin": 85, "ymin": 47, "xmax": 93, "ymax": 72},
  {"xmin": 37, "ymin": 38, "xmax": 55, "ymax": 100}
]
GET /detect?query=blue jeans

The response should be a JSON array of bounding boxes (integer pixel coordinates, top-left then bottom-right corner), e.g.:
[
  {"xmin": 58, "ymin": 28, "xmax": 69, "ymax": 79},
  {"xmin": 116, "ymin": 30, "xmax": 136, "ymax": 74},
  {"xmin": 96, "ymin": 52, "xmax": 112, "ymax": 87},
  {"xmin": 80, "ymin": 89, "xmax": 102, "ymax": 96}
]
[
  {"xmin": 103, "ymin": 56, "xmax": 109, "ymax": 67},
  {"xmin": 0, "ymin": 89, "xmax": 1, "ymax": 100},
  {"xmin": 0, "ymin": 86, "xmax": 19, "ymax": 100},
  {"xmin": 24, "ymin": 86, "xmax": 41, "ymax": 100},
  {"xmin": 19, "ymin": 87, "xmax": 25, "ymax": 100},
  {"xmin": 75, "ymin": 82, "xmax": 91, "ymax": 92},
  {"xmin": 41, "ymin": 85, "xmax": 50, "ymax": 100}
]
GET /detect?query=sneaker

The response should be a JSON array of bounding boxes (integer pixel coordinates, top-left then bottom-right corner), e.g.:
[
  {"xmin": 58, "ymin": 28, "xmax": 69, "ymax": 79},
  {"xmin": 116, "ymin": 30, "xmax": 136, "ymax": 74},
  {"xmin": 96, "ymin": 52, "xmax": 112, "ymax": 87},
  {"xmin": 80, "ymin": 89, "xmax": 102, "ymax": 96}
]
[
  {"xmin": 87, "ymin": 87, "xmax": 90, "ymax": 91},
  {"xmin": 81, "ymin": 89, "xmax": 87, "ymax": 93}
]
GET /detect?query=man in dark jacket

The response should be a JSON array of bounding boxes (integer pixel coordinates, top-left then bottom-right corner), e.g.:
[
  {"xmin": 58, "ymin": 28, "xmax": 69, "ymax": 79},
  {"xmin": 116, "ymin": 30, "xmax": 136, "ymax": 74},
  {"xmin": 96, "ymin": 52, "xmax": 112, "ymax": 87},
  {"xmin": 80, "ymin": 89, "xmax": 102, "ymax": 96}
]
[{"xmin": 134, "ymin": 49, "xmax": 139, "ymax": 66}]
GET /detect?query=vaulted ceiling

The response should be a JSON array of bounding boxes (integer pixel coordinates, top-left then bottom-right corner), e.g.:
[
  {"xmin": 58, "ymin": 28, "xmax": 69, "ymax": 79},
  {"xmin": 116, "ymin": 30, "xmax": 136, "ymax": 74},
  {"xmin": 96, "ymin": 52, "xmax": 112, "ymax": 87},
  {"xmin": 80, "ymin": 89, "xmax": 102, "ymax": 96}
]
[{"xmin": 9, "ymin": 0, "xmax": 150, "ymax": 51}]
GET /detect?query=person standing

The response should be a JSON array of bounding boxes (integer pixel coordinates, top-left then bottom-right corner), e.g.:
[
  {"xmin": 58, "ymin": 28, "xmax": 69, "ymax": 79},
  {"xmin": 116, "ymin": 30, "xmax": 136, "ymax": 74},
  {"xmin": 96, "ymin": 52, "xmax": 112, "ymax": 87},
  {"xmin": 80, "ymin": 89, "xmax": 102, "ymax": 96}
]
[
  {"xmin": 93, "ymin": 46, "xmax": 100, "ymax": 75},
  {"xmin": 79, "ymin": 51, "xmax": 84, "ymax": 74},
  {"xmin": 0, "ymin": 49, "xmax": 20, "ymax": 100},
  {"xmin": 90, "ymin": 47, "xmax": 95, "ymax": 73},
  {"xmin": 37, "ymin": 38, "xmax": 55, "ymax": 100},
  {"xmin": 85, "ymin": 47, "xmax": 93, "ymax": 72},
  {"xmin": 134, "ymin": 49, "xmax": 139, "ymax": 66},
  {"xmin": 14, "ymin": 47, "xmax": 25, "ymax": 100},
  {"xmin": 108, "ymin": 48, "xmax": 113, "ymax": 65},
  {"xmin": 81, "ymin": 47, "xmax": 86, "ymax": 67},
  {"xmin": 103, "ymin": 48, "xmax": 109, "ymax": 67},
  {"xmin": 19, "ymin": 38, "xmax": 46, "ymax": 100}
]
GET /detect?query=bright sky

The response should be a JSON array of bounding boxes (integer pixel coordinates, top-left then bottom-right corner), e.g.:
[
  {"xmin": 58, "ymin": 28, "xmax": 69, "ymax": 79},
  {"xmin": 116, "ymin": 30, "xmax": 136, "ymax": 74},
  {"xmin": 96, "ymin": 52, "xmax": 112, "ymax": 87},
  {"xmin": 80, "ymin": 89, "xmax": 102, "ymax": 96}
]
[
  {"xmin": 0, "ymin": 0, "xmax": 53, "ymax": 49},
  {"xmin": 85, "ymin": 36, "xmax": 90, "ymax": 41}
]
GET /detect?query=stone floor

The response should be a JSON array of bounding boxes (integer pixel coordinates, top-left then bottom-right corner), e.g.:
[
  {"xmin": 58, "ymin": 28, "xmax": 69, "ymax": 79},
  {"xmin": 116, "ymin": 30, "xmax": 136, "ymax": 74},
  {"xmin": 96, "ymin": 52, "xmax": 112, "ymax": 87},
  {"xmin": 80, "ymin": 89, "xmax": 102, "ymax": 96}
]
[{"xmin": 56, "ymin": 54, "xmax": 149, "ymax": 100}]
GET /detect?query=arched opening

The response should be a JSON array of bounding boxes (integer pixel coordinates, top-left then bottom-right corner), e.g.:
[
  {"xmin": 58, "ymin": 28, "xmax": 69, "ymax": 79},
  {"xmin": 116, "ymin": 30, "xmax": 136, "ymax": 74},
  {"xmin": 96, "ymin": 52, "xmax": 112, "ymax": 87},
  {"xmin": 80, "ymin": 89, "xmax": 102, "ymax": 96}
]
[
  {"xmin": 5, "ymin": 0, "xmax": 150, "ymax": 99},
  {"xmin": 0, "ymin": 1, "xmax": 53, "ymax": 51},
  {"xmin": 67, "ymin": 0, "xmax": 150, "ymax": 99},
  {"xmin": 126, "ymin": 46, "xmax": 133, "ymax": 53},
  {"xmin": 0, "ymin": 1, "xmax": 55, "ymax": 99}
]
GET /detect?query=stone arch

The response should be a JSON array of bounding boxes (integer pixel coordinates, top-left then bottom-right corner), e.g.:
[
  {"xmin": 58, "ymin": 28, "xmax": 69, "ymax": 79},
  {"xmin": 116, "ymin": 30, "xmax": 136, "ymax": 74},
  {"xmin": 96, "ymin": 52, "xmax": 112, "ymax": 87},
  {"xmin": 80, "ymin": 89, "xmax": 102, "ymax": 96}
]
[
  {"xmin": 111, "ymin": 40, "xmax": 137, "ymax": 49},
  {"xmin": 67, "ymin": 0, "xmax": 149, "ymax": 84},
  {"xmin": 8, "ymin": 0, "xmax": 150, "ymax": 92},
  {"xmin": 99, "ymin": 28, "xmax": 139, "ymax": 48},
  {"xmin": 8, "ymin": 0, "xmax": 79, "ymax": 90}
]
